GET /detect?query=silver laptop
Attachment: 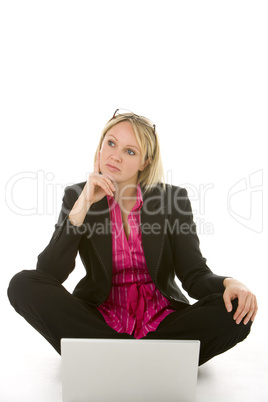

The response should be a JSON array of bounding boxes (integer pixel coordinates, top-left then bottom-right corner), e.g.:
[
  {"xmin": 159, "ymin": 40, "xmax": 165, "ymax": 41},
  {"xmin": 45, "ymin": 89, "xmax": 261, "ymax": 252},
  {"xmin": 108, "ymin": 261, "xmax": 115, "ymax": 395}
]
[{"xmin": 61, "ymin": 338, "xmax": 200, "ymax": 402}]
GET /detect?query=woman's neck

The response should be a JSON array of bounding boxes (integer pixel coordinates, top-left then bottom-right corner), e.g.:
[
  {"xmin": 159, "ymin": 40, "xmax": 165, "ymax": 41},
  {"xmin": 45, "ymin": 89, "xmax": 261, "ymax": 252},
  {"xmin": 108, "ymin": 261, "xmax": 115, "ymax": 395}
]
[{"xmin": 114, "ymin": 183, "xmax": 137, "ymax": 210}]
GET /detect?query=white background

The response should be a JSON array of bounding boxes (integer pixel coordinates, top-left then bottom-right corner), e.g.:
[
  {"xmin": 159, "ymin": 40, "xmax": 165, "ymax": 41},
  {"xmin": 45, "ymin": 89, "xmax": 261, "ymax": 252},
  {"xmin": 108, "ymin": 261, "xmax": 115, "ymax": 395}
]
[{"xmin": 1, "ymin": 1, "xmax": 267, "ymax": 401}]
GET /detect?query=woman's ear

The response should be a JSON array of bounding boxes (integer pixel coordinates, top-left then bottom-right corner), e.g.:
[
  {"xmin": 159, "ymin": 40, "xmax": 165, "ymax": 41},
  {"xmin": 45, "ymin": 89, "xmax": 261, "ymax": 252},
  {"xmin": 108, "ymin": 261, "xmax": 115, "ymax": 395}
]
[{"xmin": 139, "ymin": 158, "xmax": 150, "ymax": 172}]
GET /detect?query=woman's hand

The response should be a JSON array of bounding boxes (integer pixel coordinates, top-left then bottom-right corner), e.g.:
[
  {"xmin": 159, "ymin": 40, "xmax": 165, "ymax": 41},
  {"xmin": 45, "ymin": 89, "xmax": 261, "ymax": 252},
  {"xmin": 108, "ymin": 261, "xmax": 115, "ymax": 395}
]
[
  {"xmin": 223, "ymin": 278, "xmax": 258, "ymax": 325},
  {"xmin": 68, "ymin": 152, "xmax": 117, "ymax": 227},
  {"xmin": 82, "ymin": 151, "xmax": 116, "ymax": 205}
]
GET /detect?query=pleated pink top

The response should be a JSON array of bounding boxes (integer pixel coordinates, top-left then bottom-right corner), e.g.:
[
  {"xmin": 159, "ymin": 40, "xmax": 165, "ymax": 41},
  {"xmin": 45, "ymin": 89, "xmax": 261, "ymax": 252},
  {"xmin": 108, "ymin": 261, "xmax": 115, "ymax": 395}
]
[{"xmin": 97, "ymin": 183, "xmax": 175, "ymax": 338}]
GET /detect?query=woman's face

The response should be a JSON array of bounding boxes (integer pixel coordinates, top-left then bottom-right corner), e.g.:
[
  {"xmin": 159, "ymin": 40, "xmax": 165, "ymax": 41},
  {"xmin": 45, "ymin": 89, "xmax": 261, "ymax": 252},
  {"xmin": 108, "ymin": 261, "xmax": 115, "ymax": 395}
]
[{"xmin": 99, "ymin": 121, "xmax": 148, "ymax": 192}]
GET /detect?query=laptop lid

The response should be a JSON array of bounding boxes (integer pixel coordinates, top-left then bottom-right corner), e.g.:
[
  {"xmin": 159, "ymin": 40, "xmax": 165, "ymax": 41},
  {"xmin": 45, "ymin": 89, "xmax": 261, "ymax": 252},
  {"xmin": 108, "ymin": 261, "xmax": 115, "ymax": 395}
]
[{"xmin": 61, "ymin": 338, "xmax": 200, "ymax": 402}]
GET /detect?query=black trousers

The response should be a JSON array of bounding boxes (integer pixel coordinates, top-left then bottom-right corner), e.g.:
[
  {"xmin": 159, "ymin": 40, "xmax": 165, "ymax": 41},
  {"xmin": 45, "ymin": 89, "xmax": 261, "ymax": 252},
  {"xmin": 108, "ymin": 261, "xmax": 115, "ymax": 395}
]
[{"xmin": 7, "ymin": 269, "xmax": 252, "ymax": 366}]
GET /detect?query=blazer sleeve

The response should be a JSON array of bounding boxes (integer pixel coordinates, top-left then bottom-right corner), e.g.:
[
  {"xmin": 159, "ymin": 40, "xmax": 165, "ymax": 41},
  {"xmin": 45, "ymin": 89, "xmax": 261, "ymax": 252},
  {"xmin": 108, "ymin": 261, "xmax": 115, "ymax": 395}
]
[
  {"xmin": 173, "ymin": 187, "xmax": 228, "ymax": 299},
  {"xmin": 36, "ymin": 184, "xmax": 84, "ymax": 284}
]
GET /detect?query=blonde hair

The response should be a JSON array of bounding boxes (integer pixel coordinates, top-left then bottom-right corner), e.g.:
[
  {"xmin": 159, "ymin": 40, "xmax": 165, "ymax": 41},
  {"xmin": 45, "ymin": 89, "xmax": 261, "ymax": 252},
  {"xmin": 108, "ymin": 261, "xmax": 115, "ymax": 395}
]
[{"xmin": 93, "ymin": 113, "xmax": 166, "ymax": 195}]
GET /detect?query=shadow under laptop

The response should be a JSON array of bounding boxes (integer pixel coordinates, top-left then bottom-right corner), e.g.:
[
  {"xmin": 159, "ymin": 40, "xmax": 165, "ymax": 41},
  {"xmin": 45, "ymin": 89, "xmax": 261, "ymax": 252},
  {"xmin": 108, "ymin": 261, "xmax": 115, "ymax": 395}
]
[{"xmin": 197, "ymin": 364, "xmax": 214, "ymax": 381}]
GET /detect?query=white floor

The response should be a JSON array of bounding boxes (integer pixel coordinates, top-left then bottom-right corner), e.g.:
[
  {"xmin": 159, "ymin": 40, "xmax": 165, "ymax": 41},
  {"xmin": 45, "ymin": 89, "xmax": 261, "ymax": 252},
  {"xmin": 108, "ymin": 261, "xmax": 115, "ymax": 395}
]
[{"xmin": 1, "ymin": 302, "xmax": 267, "ymax": 402}]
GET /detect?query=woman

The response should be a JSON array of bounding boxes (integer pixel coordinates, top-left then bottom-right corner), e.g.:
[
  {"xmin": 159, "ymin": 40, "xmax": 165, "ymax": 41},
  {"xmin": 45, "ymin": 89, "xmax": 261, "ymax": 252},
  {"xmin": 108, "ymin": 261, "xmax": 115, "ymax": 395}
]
[{"xmin": 8, "ymin": 109, "xmax": 257, "ymax": 366}]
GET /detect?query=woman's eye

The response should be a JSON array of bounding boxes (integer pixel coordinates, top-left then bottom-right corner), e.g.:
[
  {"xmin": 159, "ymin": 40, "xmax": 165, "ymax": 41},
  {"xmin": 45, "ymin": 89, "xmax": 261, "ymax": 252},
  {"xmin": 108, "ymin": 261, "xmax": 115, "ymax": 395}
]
[{"xmin": 108, "ymin": 140, "xmax": 135, "ymax": 155}]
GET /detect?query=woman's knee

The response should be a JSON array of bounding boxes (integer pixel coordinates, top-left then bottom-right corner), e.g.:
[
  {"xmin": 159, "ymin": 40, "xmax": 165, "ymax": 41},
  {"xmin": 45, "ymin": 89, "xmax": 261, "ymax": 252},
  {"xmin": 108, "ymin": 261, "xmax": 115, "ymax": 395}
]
[
  {"xmin": 219, "ymin": 297, "xmax": 253, "ymax": 342},
  {"xmin": 229, "ymin": 299, "xmax": 253, "ymax": 341},
  {"xmin": 7, "ymin": 269, "xmax": 50, "ymax": 306},
  {"xmin": 204, "ymin": 294, "xmax": 252, "ymax": 340},
  {"xmin": 8, "ymin": 270, "xmax": 34, "ymax": 303}
]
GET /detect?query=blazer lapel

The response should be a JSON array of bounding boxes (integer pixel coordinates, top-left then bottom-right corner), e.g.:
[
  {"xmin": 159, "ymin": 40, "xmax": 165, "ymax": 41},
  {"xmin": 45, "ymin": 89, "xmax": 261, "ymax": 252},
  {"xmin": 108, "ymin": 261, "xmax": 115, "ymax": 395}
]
[
  {"xmin": 85, "ymin": 197, "xmax": 113, "ymax": 282},
  {"xmin": 140, "ymin": 184, "xmax": 167, "ymax": 281}
]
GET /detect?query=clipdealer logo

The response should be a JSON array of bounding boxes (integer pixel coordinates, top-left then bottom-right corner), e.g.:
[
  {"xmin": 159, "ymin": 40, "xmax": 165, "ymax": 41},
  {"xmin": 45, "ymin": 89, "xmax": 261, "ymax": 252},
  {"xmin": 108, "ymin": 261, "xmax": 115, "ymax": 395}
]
[
  {"xmin": 5, "ymin": 170, "xmax": 68, "ymax": 217},
  {"xmin": 227, "ymin": 170, "xmax": 263, "ymax": 233},
  {"xmin": 64, "ymin": 216, "xmax": 210, "ymax": 238},
  {"xmin": 5, "ymin": 169, "xmax": 264, "ymax": 234}
]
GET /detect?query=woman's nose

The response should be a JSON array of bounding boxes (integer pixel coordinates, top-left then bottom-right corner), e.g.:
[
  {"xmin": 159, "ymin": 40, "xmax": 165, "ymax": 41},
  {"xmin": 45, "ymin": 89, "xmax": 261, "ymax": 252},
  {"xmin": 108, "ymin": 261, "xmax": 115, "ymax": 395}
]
[{"xmin": 111, "ymin": 150, "xmax": 122, "ymax": 161}]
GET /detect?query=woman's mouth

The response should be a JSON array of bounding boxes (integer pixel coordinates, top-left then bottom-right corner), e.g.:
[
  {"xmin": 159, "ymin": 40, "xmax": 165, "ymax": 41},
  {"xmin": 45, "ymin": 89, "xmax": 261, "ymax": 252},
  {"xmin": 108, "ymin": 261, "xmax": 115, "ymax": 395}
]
[{"xmin": 106, "ymin": 164, "xmax": 120, "ymax": 172}]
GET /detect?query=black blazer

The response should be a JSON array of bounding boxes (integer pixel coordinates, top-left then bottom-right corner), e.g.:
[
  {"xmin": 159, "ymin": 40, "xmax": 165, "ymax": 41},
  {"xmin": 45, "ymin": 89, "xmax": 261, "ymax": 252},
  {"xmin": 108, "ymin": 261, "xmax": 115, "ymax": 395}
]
[{"xmin": 36, "ymin": 182, "xmax": 227, "ymax": 309}]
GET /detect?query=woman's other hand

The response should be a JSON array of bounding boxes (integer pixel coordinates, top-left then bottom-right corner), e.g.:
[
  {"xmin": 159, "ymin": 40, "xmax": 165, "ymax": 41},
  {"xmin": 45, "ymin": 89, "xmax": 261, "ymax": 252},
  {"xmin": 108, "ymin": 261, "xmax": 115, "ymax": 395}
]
[{"xmin": 223, "ymin": 278, "xmax": 258, "ymax": 325}]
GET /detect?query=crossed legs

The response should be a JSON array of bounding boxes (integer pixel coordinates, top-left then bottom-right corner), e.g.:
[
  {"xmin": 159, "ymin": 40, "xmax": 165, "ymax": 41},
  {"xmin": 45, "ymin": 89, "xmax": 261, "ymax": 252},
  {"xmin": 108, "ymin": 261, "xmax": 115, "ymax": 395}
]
[{"xmin": 7, "ymin": 269, "xmax": 252, "ymax": 365}]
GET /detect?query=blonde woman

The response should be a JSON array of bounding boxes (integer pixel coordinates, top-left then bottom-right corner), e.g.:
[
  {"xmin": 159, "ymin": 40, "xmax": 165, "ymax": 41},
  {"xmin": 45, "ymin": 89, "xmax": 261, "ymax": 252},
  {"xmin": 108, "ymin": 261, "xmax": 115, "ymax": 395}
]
[{"xmin": 8, "ymin": 109, "xmax": 257, "ymax": 366}]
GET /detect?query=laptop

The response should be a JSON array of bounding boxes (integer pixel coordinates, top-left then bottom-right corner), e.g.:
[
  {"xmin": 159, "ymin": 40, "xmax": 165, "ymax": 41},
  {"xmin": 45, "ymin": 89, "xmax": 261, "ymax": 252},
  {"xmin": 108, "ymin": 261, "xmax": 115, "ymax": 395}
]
[{"xmin": 61, "ymin": 338, "xmax": 200, "ymax": 402}]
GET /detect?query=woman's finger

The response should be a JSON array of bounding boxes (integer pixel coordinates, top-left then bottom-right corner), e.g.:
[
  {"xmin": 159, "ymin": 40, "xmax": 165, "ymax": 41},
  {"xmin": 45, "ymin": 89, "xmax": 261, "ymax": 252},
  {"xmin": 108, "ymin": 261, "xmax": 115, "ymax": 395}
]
[
  {"xmin": 97, "ymin": 175, "xmax": 116, "ymax": 193},
  {"xmin": 243, "ymin": 302, "xmax": 255, "ymax": 325},
  {"xmin": 92, "ymin": 153, "xmax": 116, "ymax": 191},
  {"xmin": 249, "ymin": 295, "xmax": 258, "ymax": 323},
  {"xmin": 93, "ymin": 151, "xmax": 100, "ymax": 174},
  {"xmin": 223, "ymin": 289, "xmax": 233, "ymax": 313},
  {"xmin": 233, "ymin": 292, "xmax": 247, "ymax": 321},
  {"xmin": 235, "ymin": 294, "xmax": 252, "ymax": 324},
  {"xmin": 91, "ymin": 176, "xmax": 114, "ymax": 196}
]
